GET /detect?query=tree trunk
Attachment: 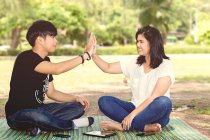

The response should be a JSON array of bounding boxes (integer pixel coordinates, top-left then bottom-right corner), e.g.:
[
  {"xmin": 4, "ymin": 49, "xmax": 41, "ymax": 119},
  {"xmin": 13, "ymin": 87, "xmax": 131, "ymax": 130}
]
[
  {"xmin": 162, "ymin": 33, "xmax": 167, "ymax": 45},
  {"xmin": 10, "ymin": 28, "xmax": 21, "ymax": 49}
]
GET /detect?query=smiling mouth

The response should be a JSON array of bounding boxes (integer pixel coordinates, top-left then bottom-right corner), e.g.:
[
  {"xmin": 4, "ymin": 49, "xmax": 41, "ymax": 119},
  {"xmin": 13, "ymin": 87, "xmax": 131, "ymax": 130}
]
[{"xmin": 137, "ymin": 48, "xmax": 142, "ymax": 51}]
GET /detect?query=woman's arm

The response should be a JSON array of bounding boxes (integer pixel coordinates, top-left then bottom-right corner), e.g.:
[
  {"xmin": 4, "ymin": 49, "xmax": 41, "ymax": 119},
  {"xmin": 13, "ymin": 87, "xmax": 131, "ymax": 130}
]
[
  {"xmin": 122, "ymin": 76, "xmax": 172, "ymax": 130},
  {"xmin": 133, "ymin": 76, "xmax": 171, "ymax": 114},
  {"xmin": 92, "ymin": 54, "xmax": 122, "ymax": 74},
  {"xmin": 46, "ymin": 82, "xmax": 90, "ymax": 110}
]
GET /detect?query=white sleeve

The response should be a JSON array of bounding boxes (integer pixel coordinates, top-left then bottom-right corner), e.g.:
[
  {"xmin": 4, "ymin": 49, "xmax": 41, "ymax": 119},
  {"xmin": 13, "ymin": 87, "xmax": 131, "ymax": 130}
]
[
  {"xmin": 158, "ymin": 60, "xmax": 175, "ymax": 85},
  {"xmin": 120, "ymin": 56, "xmax": 138, "ymax": 78}
]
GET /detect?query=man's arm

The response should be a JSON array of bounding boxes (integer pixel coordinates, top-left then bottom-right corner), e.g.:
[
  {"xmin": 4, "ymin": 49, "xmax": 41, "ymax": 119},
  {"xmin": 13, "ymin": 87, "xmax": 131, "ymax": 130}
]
[
  {"xmin": 35, "ymin": 33, "xmax": 96, "ymax": 75},
  {"xmin": 34, "ymin": 55, "xmax": 87, "ymax": 75},
  {"xmin": 46, "ymin": 82, "xmax": 90, "ymax": 110}
]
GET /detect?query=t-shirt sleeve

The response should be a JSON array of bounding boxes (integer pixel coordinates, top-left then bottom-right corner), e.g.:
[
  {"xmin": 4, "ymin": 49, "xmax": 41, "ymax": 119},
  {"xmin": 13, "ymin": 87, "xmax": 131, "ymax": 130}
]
[
  {"xmin": 49, "ymin": 74, "xmax": 53, "ymax": 82},
  {"xmin": 17, "ymin": 51, "xmax": 43, "ymax": 71},
  {"xmin": 120, "ymin": 56, "xmax": 137, "ymax": 78},
  {"xmin": 46, "ymin": 57, "xmax": 53, "ymax": 82},
  {"xmin": 158, "ymin": 60, "xmax": 175, "ymax": 85}
]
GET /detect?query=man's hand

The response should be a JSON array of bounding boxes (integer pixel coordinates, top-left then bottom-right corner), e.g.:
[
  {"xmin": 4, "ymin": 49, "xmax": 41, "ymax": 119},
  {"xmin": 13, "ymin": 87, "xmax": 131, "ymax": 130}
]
[
  {"xmin": 85, "ymin": 33, "xmax": 97, "ymax": 56},
  {"xmin": 75, "ymin": 96, "xmax": 90, "ymax": 111},
  {"xmin": 122, "ymin": 113, "xmax": 135, "ymax": 130}
]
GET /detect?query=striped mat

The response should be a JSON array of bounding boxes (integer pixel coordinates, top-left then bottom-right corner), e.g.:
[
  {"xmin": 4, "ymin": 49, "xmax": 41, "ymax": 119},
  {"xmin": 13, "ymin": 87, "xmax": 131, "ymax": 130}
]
[{"xmin": 0, "ymin": 116, "xmax": 209, "ymax": 140}]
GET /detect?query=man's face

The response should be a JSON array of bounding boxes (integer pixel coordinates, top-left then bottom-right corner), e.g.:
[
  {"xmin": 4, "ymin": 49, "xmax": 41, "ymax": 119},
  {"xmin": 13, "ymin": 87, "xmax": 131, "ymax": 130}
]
[{"xmin": 43, "ymin": 35, "xmax": 57, "ymax": 53}]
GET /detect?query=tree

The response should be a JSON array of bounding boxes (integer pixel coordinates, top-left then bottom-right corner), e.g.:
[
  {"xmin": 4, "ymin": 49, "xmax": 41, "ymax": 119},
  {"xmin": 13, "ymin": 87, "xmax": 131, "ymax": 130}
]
[
  {"xmin": 0, "ymin": 0, "xmax": 36, "ymax": 48},
  {"xmin": 0, "ymin": 0, "xmax": 89, "ymax": 48},
  {"xmin": 133, "ymin": 0, "xmax": 172, "ymax": 43},
  {"xmin": 74, "ymin": 0, "xmax": 137, "ymax": 45}
]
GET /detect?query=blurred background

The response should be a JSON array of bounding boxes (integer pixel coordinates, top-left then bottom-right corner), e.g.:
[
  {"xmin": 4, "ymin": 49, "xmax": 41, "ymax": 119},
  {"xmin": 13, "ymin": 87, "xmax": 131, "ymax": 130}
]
[
  {"xmin": 0, "ymin": 0, "xmax": 210, "ymax": 137},
  {"xmin": 0, "ymin": 0, "xmax": 210, "ymax": 51}
]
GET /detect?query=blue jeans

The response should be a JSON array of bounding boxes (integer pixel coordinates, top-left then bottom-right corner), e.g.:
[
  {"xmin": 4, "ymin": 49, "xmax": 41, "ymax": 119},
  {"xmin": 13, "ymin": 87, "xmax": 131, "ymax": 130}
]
[
  {"xmin": 98, "ymin": 96, "xmax": 172, "ymax": 131},
  {"xmin": 7, "ymin": 102, "xmax": 84, "ymax": 131}
]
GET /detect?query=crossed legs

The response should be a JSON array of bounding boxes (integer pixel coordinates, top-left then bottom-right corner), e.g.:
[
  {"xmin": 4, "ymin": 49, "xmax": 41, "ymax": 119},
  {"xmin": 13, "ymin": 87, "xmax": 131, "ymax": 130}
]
[{"xmin": 98, "ymin": 96, "xmax": 172, "ymax": 132}]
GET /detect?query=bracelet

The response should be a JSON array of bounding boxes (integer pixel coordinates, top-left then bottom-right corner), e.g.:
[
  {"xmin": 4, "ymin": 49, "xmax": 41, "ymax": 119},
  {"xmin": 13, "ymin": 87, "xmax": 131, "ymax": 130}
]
[
  {"xmin": 79, "ymin": 54, "xmax": 84, "ymax": 64},
  {"xmin": 84, "ymin": 52, "xmax": 91, "ymax": 60}
]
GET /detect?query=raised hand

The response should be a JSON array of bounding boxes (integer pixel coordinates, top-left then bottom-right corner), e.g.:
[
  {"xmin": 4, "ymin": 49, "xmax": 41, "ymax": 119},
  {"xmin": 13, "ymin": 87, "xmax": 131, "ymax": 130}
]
[{"xmin": 85, "ymin": 33, "xmax": 97, "ymax": 56}]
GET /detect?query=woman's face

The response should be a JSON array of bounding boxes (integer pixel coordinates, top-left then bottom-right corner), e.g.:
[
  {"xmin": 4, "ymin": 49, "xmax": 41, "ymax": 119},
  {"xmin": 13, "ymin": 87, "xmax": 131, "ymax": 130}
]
[{"xmin": 136, "ymin": 34, "xmax": 150, "ymax": 56}]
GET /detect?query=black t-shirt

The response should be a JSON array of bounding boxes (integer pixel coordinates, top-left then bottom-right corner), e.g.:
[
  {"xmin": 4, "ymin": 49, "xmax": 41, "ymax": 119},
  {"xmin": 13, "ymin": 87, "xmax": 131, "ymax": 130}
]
[{"xmin": 5, "ymin": 50, "xmax": 53, "ymax": 118}]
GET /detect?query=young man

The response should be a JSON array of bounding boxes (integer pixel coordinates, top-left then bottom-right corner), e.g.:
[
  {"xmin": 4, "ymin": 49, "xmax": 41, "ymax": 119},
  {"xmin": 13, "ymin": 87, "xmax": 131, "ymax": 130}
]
[{"xmin": 5, "ymin": 20, "xmax": 96, "ymax": 136}]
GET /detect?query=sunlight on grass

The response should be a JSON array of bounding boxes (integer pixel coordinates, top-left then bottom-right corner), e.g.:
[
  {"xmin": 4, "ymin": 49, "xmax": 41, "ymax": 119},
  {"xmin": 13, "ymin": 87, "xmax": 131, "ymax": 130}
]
[
  {"xmin": 169, "ymin": 54, "xmax": 210, "ymax": 82},
  {"xmin": 189, "ymin": 108, "xmax": 210, "ymax": 115},
  {"xmin": 0, "ymin": 54, "xmax": 210, "ymax": 97}
]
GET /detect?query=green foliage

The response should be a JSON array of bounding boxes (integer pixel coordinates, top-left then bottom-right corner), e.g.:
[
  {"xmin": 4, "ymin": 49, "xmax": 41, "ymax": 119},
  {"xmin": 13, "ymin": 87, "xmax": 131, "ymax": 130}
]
[
  {"xmin": 7, "ymin": 49, "xmax": 21, "ymax": 56},
  {"xmin": 136, "ymin": 0, "xmax": 172, "ymax": 34},
  {"xmin": 165, "ymin": 45, "xmax": 210, "ymax": 53},
  {"xmin": 200, "ymin": 30, "xmax": 210, "ymax": 45},
  {"xmin": 96, "ymin": 46, "xmax": 136, "ymax": 55},
  {"xmin": 50, "ymin": 48, "xmax": 84, "ymax": 56},
  {"xmin": 183, "ymin": 35, "xmax": 195, "ymax": 45},
  {"xmin": 1, "ymin": 0, "xmax": 210, "ymax": 49},
  {"xmin": 94, "ymin": 27, "xmax": 112, "ymax": 44},
  {"xmin": 0, "ymin": 45, "xmax": 210, "ymax": 56},
  {"xmin": 0, "ymin": 50, "xmax": 7, "ymax": 56}
]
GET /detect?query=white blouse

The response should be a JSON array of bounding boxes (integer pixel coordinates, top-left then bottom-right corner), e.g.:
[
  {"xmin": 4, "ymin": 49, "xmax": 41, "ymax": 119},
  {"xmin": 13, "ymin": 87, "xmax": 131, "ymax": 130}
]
[{"xmin": 120, "ymin": 56, "xmax": 175, "ymax": 107}]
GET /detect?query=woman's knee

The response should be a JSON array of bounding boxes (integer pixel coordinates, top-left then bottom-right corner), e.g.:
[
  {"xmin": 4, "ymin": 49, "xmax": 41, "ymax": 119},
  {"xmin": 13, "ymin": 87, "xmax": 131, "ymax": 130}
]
[
  {"xmin": 155, "ymin": 96, "xmax": 172, "ymax": 109},
  {"xmin": 98, "ymin": 96, "xmax": 117, "ymax": 112},
  {"xmin": 98, "ymin": 96, "xmax": 113, "ymax": 108}
]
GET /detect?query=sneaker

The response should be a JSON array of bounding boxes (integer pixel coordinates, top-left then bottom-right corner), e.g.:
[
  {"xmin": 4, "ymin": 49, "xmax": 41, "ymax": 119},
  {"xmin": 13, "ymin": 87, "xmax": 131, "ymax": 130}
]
[
  {"xmin": 88, "ymin": 117, "xmax": 94, "ymax": 126},
  {"xmin": 72, "ymin": 117, "xmax": 94, "ymax": 129},
  {"xmin": 27, "ymin": 127, "xmax": 41, "ymax": 136}
]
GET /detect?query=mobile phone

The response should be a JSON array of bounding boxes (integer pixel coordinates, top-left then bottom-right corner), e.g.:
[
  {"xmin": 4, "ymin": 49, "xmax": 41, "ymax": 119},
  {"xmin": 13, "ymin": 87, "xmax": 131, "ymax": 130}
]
[
  {"xmin": 136, "ymin": 131, "xmax": 156, "ymax": 137},
  {"xmin": 53, "ymin": 133, "xmax": 71, "ymax": 138}
]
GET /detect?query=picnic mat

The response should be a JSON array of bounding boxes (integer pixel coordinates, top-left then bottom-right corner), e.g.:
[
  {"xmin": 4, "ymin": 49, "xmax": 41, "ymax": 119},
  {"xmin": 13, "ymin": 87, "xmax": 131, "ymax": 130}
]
[{"xmin": 0, "ymin": 116, "xmax": 209, "ymax": 140}]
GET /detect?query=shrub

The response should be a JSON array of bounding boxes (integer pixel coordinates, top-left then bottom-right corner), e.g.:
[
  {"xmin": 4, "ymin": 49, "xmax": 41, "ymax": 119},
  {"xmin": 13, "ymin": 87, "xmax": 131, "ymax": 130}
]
[
  {"xmin": 0, "ymin": 45, "xmax": 209, "ymax": 56},
  {"xmin": 7, "ymin": 49, "xmax": 21, "ymax": 56}
]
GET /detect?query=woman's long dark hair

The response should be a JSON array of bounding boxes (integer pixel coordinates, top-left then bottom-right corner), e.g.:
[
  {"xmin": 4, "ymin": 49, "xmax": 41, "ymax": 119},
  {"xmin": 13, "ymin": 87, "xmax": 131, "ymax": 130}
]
[{"xmin": 136, "ymin": 25, "xmax": 169, "ymax": 69}]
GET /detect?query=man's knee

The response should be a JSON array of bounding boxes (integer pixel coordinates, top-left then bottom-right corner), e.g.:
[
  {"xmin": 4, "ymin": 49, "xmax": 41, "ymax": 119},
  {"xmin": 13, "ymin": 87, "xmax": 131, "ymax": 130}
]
[{"xmin": 67, "ymin": 102, "xmax": 85, "ymax": 118}]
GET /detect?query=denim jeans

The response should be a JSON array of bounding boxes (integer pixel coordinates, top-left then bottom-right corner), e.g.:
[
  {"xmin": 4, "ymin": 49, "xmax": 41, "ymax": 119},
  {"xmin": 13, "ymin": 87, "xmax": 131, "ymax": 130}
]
[
  {"xmin": 98, "ymin": 96, "xmax": 172, "ymax": 131},
  {"xmin": 7, "ymin": 102, "xmax": 84, "ymax": 131}
]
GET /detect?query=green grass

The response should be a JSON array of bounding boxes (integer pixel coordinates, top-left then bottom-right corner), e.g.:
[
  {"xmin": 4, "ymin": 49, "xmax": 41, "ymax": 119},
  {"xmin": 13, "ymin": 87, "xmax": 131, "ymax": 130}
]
[
  {"xmin": 189, "ymin": 107, "xmax": 210, "ymax": 115},
  {"xmin": 0, "ymin": 54, "xmax": 210, "ymax": 95},
  {"xmin": 169, "ymin": 54, "xmax": 210, "ymax": 83},
  {"xmin": 1, "ymin": 55, "xmax": 210, "ymax": 115},
  {"xmin": 1, "ymin": 45, "xmax": 210, "ymax": 56}
]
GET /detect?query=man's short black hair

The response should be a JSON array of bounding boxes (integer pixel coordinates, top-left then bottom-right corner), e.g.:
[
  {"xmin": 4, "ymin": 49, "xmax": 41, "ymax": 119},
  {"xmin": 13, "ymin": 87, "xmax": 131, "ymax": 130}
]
[{"xmin": 26, "ymin": 20, "xmax": 57, "ymax": 47}]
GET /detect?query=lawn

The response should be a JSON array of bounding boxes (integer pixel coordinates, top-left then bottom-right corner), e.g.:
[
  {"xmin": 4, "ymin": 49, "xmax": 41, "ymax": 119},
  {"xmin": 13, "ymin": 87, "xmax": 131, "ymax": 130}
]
[
  {"xmin": 0, "ymin": 54, "xmax": 210, "ymax": 137},
  {"xmin": 0, "ymin": 54, "xmax": 210, "ymax": 95}
]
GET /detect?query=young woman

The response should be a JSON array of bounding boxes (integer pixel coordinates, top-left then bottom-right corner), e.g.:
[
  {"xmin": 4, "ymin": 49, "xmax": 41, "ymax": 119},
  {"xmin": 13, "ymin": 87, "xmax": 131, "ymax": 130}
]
[{"xmin": 89, "ymin": 25, "xmax": 175, "ymax": 132}]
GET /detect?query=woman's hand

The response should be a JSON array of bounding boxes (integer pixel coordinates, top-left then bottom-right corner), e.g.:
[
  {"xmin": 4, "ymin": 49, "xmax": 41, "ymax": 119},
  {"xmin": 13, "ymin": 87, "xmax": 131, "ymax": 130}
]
[
  {"xmin": 75, "ymin": 96, "xmax": 90, "ymax": 111},
  {"xmin": 122, "ymin": 113, "xmax": 135, "ymax": 130},
  {"xmin": 85, "ymin": 33, "xmax": 97, "ymax": 56}
]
